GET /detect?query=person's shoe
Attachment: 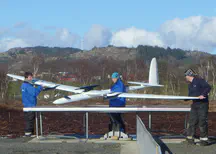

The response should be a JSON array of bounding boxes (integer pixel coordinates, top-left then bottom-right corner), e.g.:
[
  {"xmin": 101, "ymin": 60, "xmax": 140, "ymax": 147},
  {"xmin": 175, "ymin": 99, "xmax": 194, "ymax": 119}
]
[
  {"xmin": 30, "ymin": 135, "xmax": 36, "ymax": 138},
  {"xmin": 197, "ymin": 137, "xmax": 209, "ymax": 146},
  {"xmin": 185, "ymin": 136, "xmax": 195, "ymax": 145},
  {"xmin": 23, "ymin": 132, "xmax": 32, "ymax": 137},
  {"xmin": 197, "ymin": 140, "xmax": 209, "ymax": 146}
]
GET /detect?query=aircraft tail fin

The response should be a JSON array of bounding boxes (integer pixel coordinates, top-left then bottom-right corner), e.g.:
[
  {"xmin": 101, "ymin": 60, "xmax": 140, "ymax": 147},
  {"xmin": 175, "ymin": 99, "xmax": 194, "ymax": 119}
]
[
  {"xmin": 128, "ymin": 57, "xmax": 163, "ymax": 87},
  {"xmin": 149, "ymin": 57, "xmax": 159, "ymax": 85}
]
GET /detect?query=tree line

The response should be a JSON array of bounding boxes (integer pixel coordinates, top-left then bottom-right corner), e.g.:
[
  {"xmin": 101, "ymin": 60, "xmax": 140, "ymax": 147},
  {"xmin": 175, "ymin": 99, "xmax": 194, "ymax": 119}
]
[{"xmin": 1, "ymin": 45, "xmax": 216, "ymax": 102}]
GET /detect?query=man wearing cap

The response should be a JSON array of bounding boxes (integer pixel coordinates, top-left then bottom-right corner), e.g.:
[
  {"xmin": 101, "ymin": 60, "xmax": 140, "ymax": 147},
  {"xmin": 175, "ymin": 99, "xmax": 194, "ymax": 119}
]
[
  {"xmin": 108, "ymin": 72, "xmax": 126, "ymax": 133},
  {"xmin": 185, "ymin": 69, "xmax": 211, "ymax": 146}
]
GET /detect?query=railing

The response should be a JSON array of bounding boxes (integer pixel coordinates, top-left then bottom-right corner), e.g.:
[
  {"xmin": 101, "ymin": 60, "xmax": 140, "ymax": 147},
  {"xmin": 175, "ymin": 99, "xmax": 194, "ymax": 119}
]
[
  {"xmin": 137, "ymin": 115, "xmax": 162, "ymax": 154},
  {"xmin": 23, "ymin": 105, "xmax": 190, "ymax": 142}
]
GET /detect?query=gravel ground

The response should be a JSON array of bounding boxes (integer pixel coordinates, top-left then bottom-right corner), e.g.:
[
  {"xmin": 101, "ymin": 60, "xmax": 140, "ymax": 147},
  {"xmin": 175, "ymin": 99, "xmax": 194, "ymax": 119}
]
[
  {"xmin": 164, "ymin": 143, "xmax": 216, "ymax": 154},
  {"xmin": 0, "ymin": 138, "xmax": 121, "ymax": 154},
  {"xmin": 1, "ymin": 137, "xmax": 216, "ymax": 154},
  {"xmin": 160, "ymin": 138, "xmax": 216, "ymax": 154}
]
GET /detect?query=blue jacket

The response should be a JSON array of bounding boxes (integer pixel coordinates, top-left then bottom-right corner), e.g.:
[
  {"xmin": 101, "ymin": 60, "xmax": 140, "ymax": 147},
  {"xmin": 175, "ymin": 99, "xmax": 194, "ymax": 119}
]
[
  {"xmin": 109, "ymin": 79, "xmax": 126, "ymax": 107},
  {"xmin": 21, "ymin": 82, "xmax": 43, "ymax": 107}
]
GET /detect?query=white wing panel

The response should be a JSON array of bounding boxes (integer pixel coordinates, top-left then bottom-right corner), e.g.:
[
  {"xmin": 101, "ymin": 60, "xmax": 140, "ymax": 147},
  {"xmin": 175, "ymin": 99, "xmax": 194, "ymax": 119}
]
[
  {"xmin": 128, "ymin": 81, "xmax": 163, "ymax": 87},
  {"xmin": 53, "ymin": 94, "xmax": 99, "ymax": 104},
  {"xmin": 7, "ymin": 74, "xmax": 81, "ymax": 93},
  {"xmin": 118, "ymin": 93, "xmax": 199, "ymax": 100},
  {"xmin": 127, "ymin": 85, "xmax": 146, "ymax": 91},
  {"xmin": 7, "ymin": 74, "xmax": 25, "ymax": 81}
]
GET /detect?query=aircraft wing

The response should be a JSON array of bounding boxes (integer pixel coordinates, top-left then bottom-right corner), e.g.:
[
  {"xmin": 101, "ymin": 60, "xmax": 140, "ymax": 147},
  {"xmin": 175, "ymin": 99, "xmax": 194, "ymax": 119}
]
[
  {"xmin": 53, "ymin": 90, "xmax": 199, "ymax": 105},
  {"xmin": 53, "ymin": 94, "xmax": 99, "ymax": 104},
  {"xmin": 127, "ymin": 85, "xmax": 146, "ymax": 91},
  {"xmin": 7, "ymin": 74, "xmax": 83, "ymax": 93},
  {"xmin": 117, "ymin": 93, "xmax": 199, "ymax": 100},
  {"xmin": 7, "ymin": 74, "xmax": 25, "ymax": 81},
  {"xmin": 128, "ymin": 81, "xmax": 164, "ymax": 87},
  {"xmin": 53, "ymin": 89, "xmax": 111, "ymax": 104}
]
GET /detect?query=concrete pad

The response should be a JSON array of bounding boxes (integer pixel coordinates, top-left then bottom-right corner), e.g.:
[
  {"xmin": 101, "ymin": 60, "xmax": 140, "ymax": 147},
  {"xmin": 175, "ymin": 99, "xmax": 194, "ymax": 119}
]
[
  {"xmin": 120, "ymin": 142, "xmax": 139, "ymax": 154},
  {"xmin": 165, "ymin": 143, "xmax": 216, "ymax": 154},
  {"xmin": 28, "ymin": 136, "xmax": 139, "ymax": 154},
  {"xmin": 161, "ymin": 138, "xmax": 210, "ymax": 144},
  {"xmin": 29, "ymin": 136, "xmax": 136, "ymax": 144},
  {"xmin": 0, "ymin": 137, "xmax": 121, "ymax": 154},
  {"xmin": 161, "ymin": 138, "xmax": 185, "ymax": 144}
]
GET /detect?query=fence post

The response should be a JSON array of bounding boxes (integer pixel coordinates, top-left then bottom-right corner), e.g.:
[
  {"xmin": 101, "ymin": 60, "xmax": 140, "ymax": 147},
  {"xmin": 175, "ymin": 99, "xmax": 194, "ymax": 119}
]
[{"xmin": 148, "ymin": 112, "xmax": 152, "ymax": 131}]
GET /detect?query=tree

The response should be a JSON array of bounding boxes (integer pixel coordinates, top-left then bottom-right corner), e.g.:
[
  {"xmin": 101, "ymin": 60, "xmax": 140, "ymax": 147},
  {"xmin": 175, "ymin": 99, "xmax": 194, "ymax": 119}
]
[
  {"xmin": 0, "ymin": 64, "xmax": 9, "ymax": 102},
  {"xmin": 31, "ymin": 55, "xmax": 44, "ymax": 76},
  {"xmin": 208, "ymin": 56, "xmax": 216, "ymax": 100}
]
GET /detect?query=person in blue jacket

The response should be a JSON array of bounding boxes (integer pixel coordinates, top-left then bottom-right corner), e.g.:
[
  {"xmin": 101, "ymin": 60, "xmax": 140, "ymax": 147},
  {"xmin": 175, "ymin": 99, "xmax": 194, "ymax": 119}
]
[
  {"xmin": 21, "ymin": 72, "xmax": 43, "ymax": 136},
  {"xmin": 109, "ymin": 72, "xmax": 126, "ymax": 132}
]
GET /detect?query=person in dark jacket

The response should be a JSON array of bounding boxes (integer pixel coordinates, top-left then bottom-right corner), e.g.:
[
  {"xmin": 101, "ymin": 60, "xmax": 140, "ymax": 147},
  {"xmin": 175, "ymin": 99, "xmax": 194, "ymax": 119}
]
[
  {"xmin": 185, "ymin": 69, "xmax": 211, "ymax": 146},
  {"xmin": 109, "ymin": 72, "xmax": 126, "ymax": 132},
  {"xmin": 21, "ymin": 72, "xmax": 43, "ymax": 136}
]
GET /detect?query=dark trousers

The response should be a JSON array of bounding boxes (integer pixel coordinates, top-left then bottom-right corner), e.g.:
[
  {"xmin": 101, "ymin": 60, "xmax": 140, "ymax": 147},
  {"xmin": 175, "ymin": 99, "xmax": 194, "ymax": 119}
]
[
  {"xmin": 187, "ymin": 102, "xmax": 209, "ymax": 138},
  {"xmin": 109, "ymin": 113, "xmax": 125, "ymax": 132},
  {"xmin": 24, "ymin": 112, "xmax": 35, "ymax": 134}
]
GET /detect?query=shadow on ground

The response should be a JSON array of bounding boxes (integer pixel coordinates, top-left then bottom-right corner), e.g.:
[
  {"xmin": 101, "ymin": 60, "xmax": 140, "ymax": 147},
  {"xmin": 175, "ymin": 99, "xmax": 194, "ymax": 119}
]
[{"xmin": 155, "ymin": 137, "xmax": 216, "ymax": 154}]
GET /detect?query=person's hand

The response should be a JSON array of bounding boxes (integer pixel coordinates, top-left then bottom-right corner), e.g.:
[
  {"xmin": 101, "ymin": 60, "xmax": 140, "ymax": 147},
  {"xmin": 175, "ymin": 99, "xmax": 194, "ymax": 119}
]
[
  {"xmin": 32, "ymin": 79, "xmax": 38, "ymax": 83},
  {"xmin": 39, "ymin": 84, "xmax": 44, "ymax": 88},
  {"xmin": 198, "ymin": 95, "xmax": 206, "ymax": 99}
]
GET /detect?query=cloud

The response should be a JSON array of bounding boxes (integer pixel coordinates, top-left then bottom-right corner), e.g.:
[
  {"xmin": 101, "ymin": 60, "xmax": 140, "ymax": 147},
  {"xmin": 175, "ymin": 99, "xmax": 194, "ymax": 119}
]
[
  {"xmin": 159, "ymin": 16, "xmax": 216, "ymax": 52},
  {"xmin": 111, "ymin": 27, "xmax": 164, "ymax": 47},
  {"xmin": 13, "ymin": 22, "xmax": 28, "ymax": 28},
  {"xmin": 0, "ymin": 27, "xmax": 9, "ymax": 36},
  {"xmin": 15, "ymin": 28, "xmax": 50, "ymax": 46},
  {"xmin": 0, "ymin": 38, "xmax": 29, "ymax": 52},
  {"xmin": 0, "ymin": 27, "xmax": 80, "ymax": 51},
  {"xmin": 15, "ymin": 27, "xmax": 80, "ymax": 47},
  {"xmin": 1, "ymin": 16, "xmax": 216, "ymax": 52},
  {"xmin": 83, "ymin": 25, "xmax": 112, "ymax": 50},
  {"xmin": 110, "ymin": 16, "xmax": 216, "ymax": 52},
  {"xmin": 54, "ymin": 28, "xmax": 80, "ymax": 47}
]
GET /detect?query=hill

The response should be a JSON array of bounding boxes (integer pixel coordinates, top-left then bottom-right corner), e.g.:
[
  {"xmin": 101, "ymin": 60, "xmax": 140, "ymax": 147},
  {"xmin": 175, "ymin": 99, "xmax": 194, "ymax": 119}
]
[
  {"xmin": 1, "ymin": 45, "xmax": 216, "ymax": 102},
  {"xmin": 0, "ymin": 45, "xmax": 213, "ymax": 66}
]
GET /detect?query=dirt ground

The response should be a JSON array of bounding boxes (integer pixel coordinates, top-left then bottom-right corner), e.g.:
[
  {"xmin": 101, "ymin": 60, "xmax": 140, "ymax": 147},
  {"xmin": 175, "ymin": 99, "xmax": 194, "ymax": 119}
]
[{"xmin": 1, "ymin": 100, "xmax": 216, "ymax": 137}]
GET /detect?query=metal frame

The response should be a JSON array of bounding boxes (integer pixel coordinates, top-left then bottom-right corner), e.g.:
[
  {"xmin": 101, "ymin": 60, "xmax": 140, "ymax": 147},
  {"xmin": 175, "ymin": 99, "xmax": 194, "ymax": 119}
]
[
  {"xmin": 85, "ymin": 112, "xmax": 88, "ymax": 139},
  {"xmin": 149, "ymin": 112, "xmax": 152, "ymax": 130},
  {"xmin": 35, "ymin": 111, "xmax": 89, "ymax": 139},
  {"xmin": 31, "ymin": 106, "xmax": 190, "ymax": 138},
  {"xmin": 26, "ymin": 106, "xmax": 191, "ymax": 112},
  {"xmin": 35, "ymin": 112, "xmax": 38, "ymax": 138}
]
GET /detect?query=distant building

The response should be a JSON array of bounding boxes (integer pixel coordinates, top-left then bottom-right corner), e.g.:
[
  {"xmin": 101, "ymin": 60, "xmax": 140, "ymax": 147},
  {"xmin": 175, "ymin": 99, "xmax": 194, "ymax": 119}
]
[
  {"xmin": 36, "ymin": 72, "xmax": 52, "ymax": 78},
  {"xmin": 93, "ymin": 76, "xmax": 101, "ymax": 80},
  {"xmin": 58, "ymin": 72, "xmax": 69, "ymax": 76},
  {"xmin": 60, "ymin": 74, "xmax": 78, "ymax": 82}
]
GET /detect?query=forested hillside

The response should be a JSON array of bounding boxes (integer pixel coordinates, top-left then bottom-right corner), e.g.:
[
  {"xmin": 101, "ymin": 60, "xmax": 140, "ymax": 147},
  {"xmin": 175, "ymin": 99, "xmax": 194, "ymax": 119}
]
[{"xmin": 0, "ymin": 45, "xmax": 215, "ymax": 103}]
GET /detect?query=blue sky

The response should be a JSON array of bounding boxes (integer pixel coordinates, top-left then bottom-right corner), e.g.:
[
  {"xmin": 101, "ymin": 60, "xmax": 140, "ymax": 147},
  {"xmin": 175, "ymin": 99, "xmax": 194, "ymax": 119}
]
[
  {"xmin": 0, "ymin": 0, "xmax": 216, "ymax": 52},
  {"xmin": 1, "ymin": 0, "xmax": 215, "ymax": 34}
]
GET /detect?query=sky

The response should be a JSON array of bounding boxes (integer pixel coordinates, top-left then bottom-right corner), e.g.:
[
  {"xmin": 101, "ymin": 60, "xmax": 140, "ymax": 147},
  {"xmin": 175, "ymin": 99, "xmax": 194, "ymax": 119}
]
[{"xmin": 0, "ymin": 0, "xmax": 216, "ymax": 53}]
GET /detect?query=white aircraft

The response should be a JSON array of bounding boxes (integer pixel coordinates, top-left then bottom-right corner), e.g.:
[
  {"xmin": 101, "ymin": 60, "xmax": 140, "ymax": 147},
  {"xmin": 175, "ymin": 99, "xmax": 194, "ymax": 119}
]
[{"xmin": 7, "ymin": 58, "xmax": 199, "ymax": 104}]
